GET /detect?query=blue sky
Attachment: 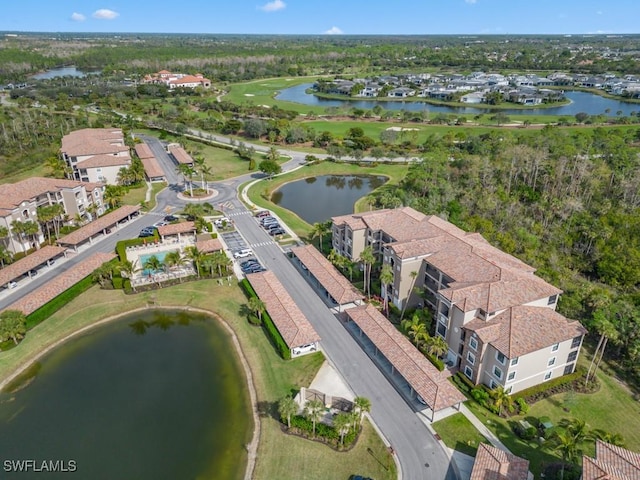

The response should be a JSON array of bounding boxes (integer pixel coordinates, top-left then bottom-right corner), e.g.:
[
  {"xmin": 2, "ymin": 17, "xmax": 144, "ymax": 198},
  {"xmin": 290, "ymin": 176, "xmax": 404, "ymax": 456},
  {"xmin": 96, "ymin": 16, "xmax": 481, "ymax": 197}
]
[{"xmin": 1, "ymin": 0, "xmax": 639, "ymax": 35}]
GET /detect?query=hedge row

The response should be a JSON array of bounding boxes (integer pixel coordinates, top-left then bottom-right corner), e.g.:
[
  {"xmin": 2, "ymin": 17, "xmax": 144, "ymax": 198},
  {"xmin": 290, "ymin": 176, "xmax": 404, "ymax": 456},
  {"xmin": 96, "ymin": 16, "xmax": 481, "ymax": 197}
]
[
  {"xmin": 115, "ymin": 234, "xmax": 159, "ymax": 262},
  {"xmin": 26, "ymin": 275, "xmax": 96, "ymax": 328},
  {"xmin": 427, "ymin": 354, "xmax": 445, "ymax": 371},
  {"xmin": 288, "ymin": 415, "xmax": 358, "ymax": 448},
  {"xmin": 239, "ymin": 279, "xmax": 291, "ymax": 360},
  {"xmin": 513, "ymin": 369, "xmax": 588, "ymax": 404}
]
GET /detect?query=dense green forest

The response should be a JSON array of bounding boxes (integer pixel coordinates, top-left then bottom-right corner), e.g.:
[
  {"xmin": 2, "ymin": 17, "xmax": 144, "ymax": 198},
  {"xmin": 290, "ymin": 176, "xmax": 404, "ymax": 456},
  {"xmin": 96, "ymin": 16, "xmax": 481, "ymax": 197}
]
[{"xmin": 368, "ymin": 126, "xmax": 640, "ymax": 384}]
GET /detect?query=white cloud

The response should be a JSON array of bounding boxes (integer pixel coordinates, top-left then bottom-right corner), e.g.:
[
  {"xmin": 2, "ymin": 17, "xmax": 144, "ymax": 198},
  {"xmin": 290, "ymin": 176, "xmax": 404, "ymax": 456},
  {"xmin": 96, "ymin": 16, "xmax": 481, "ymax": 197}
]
[
  {"xmin": 323, "ymin": 26, "xmax": 344, "ymax": 35},
  {"xmin": 596, "ymin": 10, "xmax": 603, "ymax": 15},
  {"xmin": 259, "ymin": 0, "xmax": 286, "ymax": 12},
  {"xmin": 465, "ymin": 0, "xmax": 477, "ymax": 4},
  {"xmin": 70, "ymin": 12, "xmax": 86, "ymax": 22},
  {"xmin": 92, "ymin": 9, "xmax": 119, "ymax": 20}
]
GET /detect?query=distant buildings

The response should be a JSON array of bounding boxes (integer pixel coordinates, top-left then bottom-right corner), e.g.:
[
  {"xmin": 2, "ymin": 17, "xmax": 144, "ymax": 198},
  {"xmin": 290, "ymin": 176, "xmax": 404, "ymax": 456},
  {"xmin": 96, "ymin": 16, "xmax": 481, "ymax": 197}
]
[
  {"xmin": 0, "ymin": 177, "xmax": 104, "ymax": 254},
  {"xmin": 331, "ymin": 207, "xmax": 586, "ymax": 394},
  {"xmin": 60, "ymin": 128, "xmax": 131, "ymax": 185},
  {"xmin": 142, "ymin": 70, "xmax": 211, "ymax": 90}
]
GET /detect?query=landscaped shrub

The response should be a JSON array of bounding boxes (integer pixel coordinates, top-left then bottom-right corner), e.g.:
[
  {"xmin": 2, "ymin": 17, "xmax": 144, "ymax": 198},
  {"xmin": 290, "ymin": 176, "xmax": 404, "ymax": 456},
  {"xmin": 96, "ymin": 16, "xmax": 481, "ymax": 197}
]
[
  {"xmin": 26, "ymin": 275, "xmax": 96, "ymax": 328},
  {"xmin": 471, "ymin": 387, "xmax": 490, "ymax": 408},
  {"xmin": 427, "ymin": 354, "xmax": 445, "ymax": 371},
  {"xmin": 456, "ymin": 372, "xmax": 477, "ymax": 391},
  {"xmin": 248, "ymin": 314, "xmax": 262, "ymax": 326},
  {"xmin": 123, "ymin": 279, "xmax": 132, "ymax": 294},
  {"xmin": 515, "ymin": 397, "xmax": 530, "ymax": 415},
  {"xmin": 115, "ymin": 235, "xmax": 160, "ymax": 261},
  {"xmin": 514, "ymin": 369, "xmax": 591, "ymax": 404},
  {"xmin": 286, "ymin": 414, "xmax": 359, "ymax": 449},
  {"xmin": 112, "ymin": 274, "xmax": 124, "ymax": 290}
]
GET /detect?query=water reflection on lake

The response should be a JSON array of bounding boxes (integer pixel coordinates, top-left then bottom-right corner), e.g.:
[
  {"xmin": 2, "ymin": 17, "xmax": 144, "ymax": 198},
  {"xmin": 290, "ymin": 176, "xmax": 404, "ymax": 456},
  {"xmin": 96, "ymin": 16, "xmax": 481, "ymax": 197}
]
[{"xmin": 272, "ymin": 174, "xmax": 386, "ymax": 224}]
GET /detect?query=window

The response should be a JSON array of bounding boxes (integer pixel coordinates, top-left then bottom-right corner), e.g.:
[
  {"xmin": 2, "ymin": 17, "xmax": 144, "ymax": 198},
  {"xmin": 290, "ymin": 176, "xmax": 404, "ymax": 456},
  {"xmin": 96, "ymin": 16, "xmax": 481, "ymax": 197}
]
[
  {"xmin": 437, "ymin": 323, "xmax": 447, "ymax": 337},
  {"xmin": 551, "ymin": 343, "xmax": 559, "ymax": 352},
  {"xmin": 496, "ymin": 351, "xmax": 506, "ymax": 365},
  {"xmin": 564, "ymin": 364, "xmax": 575, "ymax": 375},
  {"xmin": 469, "ymin": 337, "xmax": 478, "ymax": 351},
  {"xmin": 571, "ymin": 336, "xmax": 582, "ymax": 349},
  {"xmin": 544, "ymin": 371, "xmax": 552, "ymax": 381},
  {"xmin": 548, "ymin": 294, "xmax": 558, "ymax": 305},
  {"xmin": 567, "ymin": 351, "xmax": 578, "ymax": 363},
  {"xmin": 510, "ymin": 357, "xmax": 519, "ymax": 366},
  {"xmin": 548, "ymin": 357, "xmax": 556, "ymax": 367},
  {"xmin": 464, "ymin": 365, "xmax": 473, "ymax": 379},
  {"xmin": 493, "ymin": 366, "xmax": 503, "ymax": 380},
  {"xmin": 467, "ymin": 352, "xmax": 476, "ymax": 365},
  {"xmin": 490, "ymin": 379, "xmax": 498, "ymax": 389},
  {"xmin": 507, "ymin": 371, "xmax": 516, "ymax": 382}
]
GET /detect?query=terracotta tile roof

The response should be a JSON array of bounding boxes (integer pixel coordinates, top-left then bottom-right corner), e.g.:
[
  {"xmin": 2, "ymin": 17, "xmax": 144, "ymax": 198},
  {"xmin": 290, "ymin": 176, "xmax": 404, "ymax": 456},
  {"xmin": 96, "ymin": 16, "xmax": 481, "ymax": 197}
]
[
  {"xmin": 0, "ymin": 177, "xmax": 88, "ymax": 211},
  {"xmin": 77, "ymin": 154, "xmax": 131, "ymax": 169},
  {"xmin": 134, "ymin": 143, "xmax": 155, "ymax": 159},
  {"xmin": 0, "ymin": 246, "xmax": 66, "ymax": 287},
  {"xmin": 196, "ymin": 238, "xmax": 222, "ymax": 253},
  {"xmin": 57, "ymin": 205, "xmax": 141, "ymax": 246},
  {"xmin": 168, "ymin": 145, "xmax": 194, "ymax": 165},
  {"xmin": 3, "ymin": 252, "xmax": 116, "ymax": 315},
  {"xmin": 464, "ymin": 305, "xmax": 587, "ymax": 358},
  {"xmin": 470, "ymin": 443, "xmax": 530, "ymax": 480},
  {"xmin": 582, "ymin": 440, "xmax": 640, "ymax": 480},
  {"xmin": 140, "ymin": 157, "xmax": 165, "ymax": 179},
  {"xmin": 291, "ymin": 245, "xmax": 364, "ymax": 305},
  {"xmin": 61, "ymin": 128, "xmax": 128, "ymax": 157},
  {"xmin": 157, "ymin": 221, "xmax": 196, "ymax": 237},
  {"xmin": 169, "ymin": 74, "xmax": 210, "ymax": 86},
  {"xmin": 246, "ymin": 271, "xmax": 320, "ymax": 348},
  {"xmin": 346, "ymin": 304, "xmax": 466, "ymax": 412}
]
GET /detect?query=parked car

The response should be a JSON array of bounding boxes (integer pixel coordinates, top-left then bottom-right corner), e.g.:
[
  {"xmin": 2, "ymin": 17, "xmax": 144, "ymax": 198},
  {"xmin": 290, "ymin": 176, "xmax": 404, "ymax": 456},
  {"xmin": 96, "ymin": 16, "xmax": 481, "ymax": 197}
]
[
  {"xmin": 269, "ymin": 228, "xmax": 286, "ymax": 236},
  {"xmin": 139, "ymin": 227, "xmax": 156, "ymax": 238},
  {"xmin": 234, "ymin": 249, "xmax": 253, "ymax": 259},
  {"xmin": 214, "ymin": 217, "xmax": 230, "ymax": 227},
  {"xmin": 293, "ymin": 343, "xmax": 317, "ymax": 355},
  {"xmin": 154, "ymin": 221, "xmax": 168, "ymax": 227},
  {"xmin": 260, "ymin": 216, "xmax": 276, "ymax": 224},
  {"xmin": 164, "ymin": 215, "xmax": 178, "ymax": 222},
  {"xmin": 255, "ymin": 210, "xmax": 271, "ymax": 218},
  {"xmin": 349, "ymin": 476, "xmax": 373, "ymax": 480},
  {"xmin": 262, "ymin": 220, "xmax": 279, "ymax": 228},
  {"xmin": 240, "ymin": 259, "xmax": 260, "ymax": 268},
  {"xmin": 266, "ymin": 222, "xmax": 282, "ymax": 231},
  {"xmin": 28, "ymin": 270, "xmax": 38, "ymax": 277},
  {"xmin": 7, "ymin": 281, "xmax": 18, "ymax": 289},
  {"xmin": 242, "ymin": 263, "xmax": 265, "ymax": 273}
]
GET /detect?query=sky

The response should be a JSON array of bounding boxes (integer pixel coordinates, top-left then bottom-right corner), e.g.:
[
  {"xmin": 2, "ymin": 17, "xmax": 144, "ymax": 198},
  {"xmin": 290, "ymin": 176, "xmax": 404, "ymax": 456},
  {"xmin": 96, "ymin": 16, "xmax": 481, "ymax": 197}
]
[{"xmin": 1, "ymin": 0, "xmax": 639, "ymax": 36}]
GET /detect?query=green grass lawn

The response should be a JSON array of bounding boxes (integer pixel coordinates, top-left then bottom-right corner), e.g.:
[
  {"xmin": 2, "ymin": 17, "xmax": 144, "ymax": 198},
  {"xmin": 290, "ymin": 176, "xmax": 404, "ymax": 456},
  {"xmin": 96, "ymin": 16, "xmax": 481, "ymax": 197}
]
[
  {"xmin": 0, "ymin": 280, "xmax": 395, "ymax": 480},
  {"xmin": 245, "ymin": 161, "xmax": 409, "ymax": 239},
  {"xmin": 432, "ymin": 413, "xmax": 490, "ymax": 457}
]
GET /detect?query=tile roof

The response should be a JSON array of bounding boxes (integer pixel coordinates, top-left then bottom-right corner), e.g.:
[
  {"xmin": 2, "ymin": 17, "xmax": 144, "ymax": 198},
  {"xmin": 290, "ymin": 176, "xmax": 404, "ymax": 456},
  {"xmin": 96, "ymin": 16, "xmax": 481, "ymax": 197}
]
[
  {"xmin": 3, "ymin": 252, "xmax": 116, "ymax": 315},
  {"xmin": 140, "ymin": 157, "xmax": 165, "ymax": 179},
  {"xmin": 0, "ymin": 246, "xmax": 66, "ymax": 287},
  {"xmin": 61, "ymin": 128, "xmax": 128, "ymax": 157},
  {"xmin": 0, "ymin": 177, "xmax": 89, "ymax": 212},
  {"xmin": 168, "ymin": 145, "xmax": 194, "ymax": 165},
  {"xmin": 464, "ymin": 305, "xmax": 587, "ymax": 358},
  {"xmin": 77, "ymin": 154, "xmax": 131, "ymax": 169},
  {"xmin": 57, "ymin": 205, "xmax": 141, "ymax": 246},
  {"xmin": 346, "ymin": 304, "xmax": 466, "ymax": 412},
  {"xmin": 582, "ymin": 440, "xmax": 640, "ymax": 480},
  {"xmin": 291, "ymin": 245, "xmax": 364, "ymax": 305},
  {"xmin": 195, "ymin": 238, "xmax": 222, "ymax": 253},
  {"xmin": 470, "ymin": 443, "xmax": 530, "ymax": 480},
  {"xmin": 157, "ymin": 221, "xmax": 196, "ymax": 237},
  {"xmin": 134, "ymin": 143, "xmax": 155, "ymax": 159},
  {"xmin": 169, "ymin": 74, "xmax": 210, "ymax": 85},
  {"xmin": 246, "ymin": 271, "xmax": 320, "ymax": 348}
]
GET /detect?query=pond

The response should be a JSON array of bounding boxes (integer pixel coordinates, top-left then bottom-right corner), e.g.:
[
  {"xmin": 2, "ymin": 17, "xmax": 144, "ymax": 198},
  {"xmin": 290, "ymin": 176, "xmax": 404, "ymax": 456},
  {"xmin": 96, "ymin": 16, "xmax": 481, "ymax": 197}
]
[
  {"xmin": 272, "ymin": 174, "xmax": 387, "ymax": 224},
  {"xmin": 276, "ymin": 83, "xmax": 640, "ymax": 117},
  {"xmin": 0, "ymin": 310, "xmax": 252, "ymax": 480},
  {"xmin": 31, "ymin": 66, "xmax": 100, "ymax": 80}
]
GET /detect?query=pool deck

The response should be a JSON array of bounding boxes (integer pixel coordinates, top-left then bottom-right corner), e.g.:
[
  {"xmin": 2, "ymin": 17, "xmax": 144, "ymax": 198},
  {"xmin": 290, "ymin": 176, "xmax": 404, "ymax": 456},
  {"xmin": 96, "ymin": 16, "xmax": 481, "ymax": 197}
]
[{"xmin": 126, "ymin": 237, "xmax": 197, "ymax": 286}]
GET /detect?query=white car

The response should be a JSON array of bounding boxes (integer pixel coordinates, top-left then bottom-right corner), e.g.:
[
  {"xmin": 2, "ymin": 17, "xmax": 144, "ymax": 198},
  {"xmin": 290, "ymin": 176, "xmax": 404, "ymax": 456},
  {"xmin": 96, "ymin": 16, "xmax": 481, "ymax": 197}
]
[
  {"xmin": 7, "ymin": 281, "xmax": 18, "ymax": 289},
  {"xmin": 292, "ymin": 343, "xmax": 317, "ymax": 355},
  {"xmin": 233, "ymin": 249, "xmax": 253, "ymax": 259},
  {"xmin": 214, "ymin": 217, "xmax": 230, "ymax": 227}
]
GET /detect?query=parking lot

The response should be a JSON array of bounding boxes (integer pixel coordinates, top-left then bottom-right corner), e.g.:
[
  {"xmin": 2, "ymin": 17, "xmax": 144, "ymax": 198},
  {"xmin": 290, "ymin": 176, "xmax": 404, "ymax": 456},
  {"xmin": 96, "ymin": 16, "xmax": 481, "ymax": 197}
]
[
  {"xmin": 220, "ymin": 231, "xmax": 248, "ymax": 253},
  {"xmin": 220, "ymin": 231, "xmax": 266, "ymax": 275}
]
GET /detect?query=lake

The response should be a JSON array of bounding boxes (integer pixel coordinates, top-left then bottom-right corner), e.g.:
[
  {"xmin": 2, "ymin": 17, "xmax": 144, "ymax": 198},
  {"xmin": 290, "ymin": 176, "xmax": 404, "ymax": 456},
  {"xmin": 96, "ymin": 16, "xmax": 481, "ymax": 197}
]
[
  {"xmin": 0, "ymin": 310, "xmax": 252, "ymax": 480},
  {"xmin": 276, "ymin": 83, "xmax": 640, "ymax": 117},
  {"xmin": 272, "ymin": 174, "xmax": 387, "ymax": 224},
  {"xmin": 31, "ymin": 66, "xmax": 100, "ymax": 80}
]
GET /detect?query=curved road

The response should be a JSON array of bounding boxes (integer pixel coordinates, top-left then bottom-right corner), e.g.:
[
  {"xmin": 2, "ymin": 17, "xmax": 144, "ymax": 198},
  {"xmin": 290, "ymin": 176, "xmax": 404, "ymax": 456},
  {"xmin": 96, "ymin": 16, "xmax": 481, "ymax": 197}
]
[{"xmin": 1, "ymin": 132, "xmax": 456, "ymax": 480}]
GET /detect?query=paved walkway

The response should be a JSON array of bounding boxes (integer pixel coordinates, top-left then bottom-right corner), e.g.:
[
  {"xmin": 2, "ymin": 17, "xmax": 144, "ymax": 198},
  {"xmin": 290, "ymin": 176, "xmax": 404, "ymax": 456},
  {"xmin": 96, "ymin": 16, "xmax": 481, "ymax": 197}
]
[{"xmin": 459, "ymin": 403, "xmax": 510, "ymax": 452}]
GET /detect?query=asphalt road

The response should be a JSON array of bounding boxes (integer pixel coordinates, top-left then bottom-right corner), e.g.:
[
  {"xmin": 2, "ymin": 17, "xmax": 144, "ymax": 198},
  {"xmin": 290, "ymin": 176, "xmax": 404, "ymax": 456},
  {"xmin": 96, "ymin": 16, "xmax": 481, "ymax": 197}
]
[{"xmin": 2, "ymin": 132, "xmax": 456, "ymax": 479}]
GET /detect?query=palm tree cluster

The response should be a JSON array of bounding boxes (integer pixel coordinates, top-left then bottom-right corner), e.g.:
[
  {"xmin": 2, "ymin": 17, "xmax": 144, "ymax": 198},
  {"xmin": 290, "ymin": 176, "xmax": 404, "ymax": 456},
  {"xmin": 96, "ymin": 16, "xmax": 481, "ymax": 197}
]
[
  {"xmin": 401, "ymin": 313, "xmax": 448, "ymax": 359},
  {"xmin": 0, "ymin": 310, "xmax": 27, "ymax": 346},
  {"xmin": 176, "ymin": 156, "xmax": 213, "ymax": 196}
]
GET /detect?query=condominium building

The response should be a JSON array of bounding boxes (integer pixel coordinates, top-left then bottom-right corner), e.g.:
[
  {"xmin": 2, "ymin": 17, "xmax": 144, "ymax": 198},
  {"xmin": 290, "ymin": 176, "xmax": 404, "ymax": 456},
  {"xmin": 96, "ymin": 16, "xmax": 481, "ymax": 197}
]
[
  {"xmin": 60, "ymin": 128, "xmax": 131, "ymax": 184},
  {"xmin": 141, "ymin": 70, "xmax": 211, "ymax": 89},
  {"xmin": 0, "ymin": 177, "xmax": 104, "ymax": 254},
  {"xmin": 331, "ymin": 207, "xmax": 586, "ymax": 394}
]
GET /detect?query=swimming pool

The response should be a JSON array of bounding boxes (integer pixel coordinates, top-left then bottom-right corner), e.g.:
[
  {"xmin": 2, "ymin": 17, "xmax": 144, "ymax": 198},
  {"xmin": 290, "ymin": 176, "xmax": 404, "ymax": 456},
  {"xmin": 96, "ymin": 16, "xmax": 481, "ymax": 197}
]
[{"xmin": 139, "ymin": 250, "xmax": 177, "ymax": 276}]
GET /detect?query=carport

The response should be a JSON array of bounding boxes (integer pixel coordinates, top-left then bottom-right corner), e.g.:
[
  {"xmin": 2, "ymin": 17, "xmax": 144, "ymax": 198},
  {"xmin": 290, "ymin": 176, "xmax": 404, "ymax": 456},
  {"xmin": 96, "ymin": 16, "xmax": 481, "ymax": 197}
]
[{"xmin": 0, "ymin": 245, "xmax": 67, "ymax": 288}]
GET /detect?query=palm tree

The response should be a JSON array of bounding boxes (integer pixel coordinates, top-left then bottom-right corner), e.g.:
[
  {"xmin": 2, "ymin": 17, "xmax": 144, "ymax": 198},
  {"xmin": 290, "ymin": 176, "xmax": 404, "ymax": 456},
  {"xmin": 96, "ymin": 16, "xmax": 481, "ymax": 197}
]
[
  {"xmin": 304, "ymin": 399, "xmax": 325, "ymax": 437},
  {"xmin": 118, "ymin": 260, "xmax": 140, "ymax": 291},
  {"xmin": 0, "ymin": 245, "xmax": 12, "ymax": 269},
  {"xmin": 185, "ymin": 246, "xmax": 204, "ymax": 278},
  {"xmin": 177, "ymin": 163, "xmax": 195, "ymax": 196},
  {"xmin": 11, "ymin": 220, "xmax": 39, "ymax": 252},
  {"xmin": 200, "ymin": 255, "xmax": 216, "ymax": 278},
  {"xmin": 36, "ymin": 205, "xmax": 55, "ymax": 243},
  {"xmin": 92, "ymin": 263, "xmax": 113, "ymax": 288},
  {"xmin": 248, "ymin": 297, "xmax": 266, "ymax": 323},
  {"xmin": 0, "ymin": 309, "xmax": 27, "ymax": 345},
  {"xmin": 311, "ymin": 221, "xmax": 332, "ymax": 252},
  {"xmin": 426, "ymin": 335, "xmax": 449, "ymax": 359},
  {"xmin": 490, "ymin": 385, "xmax": 513, "ymax": 417},
  {"xmin": 200, "ymin": 164, "xmax": 213, "ymax": 193},
  {"xmin": 353, "ymin": 396, "xmax": 371, "ymax": 427},
  {"xmin": 399, "ymin": 270, "xmax": 418, "ymax": 321},
  {"xmin": 379, "ymin": 263, "xmax": 394, "ymax": 316},
  {"xmin": 559, "ymin": 418, "xmax": 589, "ymax": 444},
  {"xmin": 548, "ymin": 430, "xmax": 581, "ymax": 480},
  {"xmin": 143, "ymin": 255, "xmax": 164, "ymax": 286},
  {"xmin": 333, "ymin": 412, "xmax": 352, "ymax": 446},
  {"xmin": 278, "ymin": 396, "xmax": 298, "ymax": 429},
  {"xmin": 402, "ymin": 314, "xmax": 429, "ymax": 350},
  {"xmin": 358, "ymin": 245, "xmax": 375, "ymax": 298},
  {"xmin": 590, "ymin": 429, "xmax": 625, "ymax": 447},
  {"xmin": 585, "ymin": 312, "xmax": 619, "ymax": 386}
]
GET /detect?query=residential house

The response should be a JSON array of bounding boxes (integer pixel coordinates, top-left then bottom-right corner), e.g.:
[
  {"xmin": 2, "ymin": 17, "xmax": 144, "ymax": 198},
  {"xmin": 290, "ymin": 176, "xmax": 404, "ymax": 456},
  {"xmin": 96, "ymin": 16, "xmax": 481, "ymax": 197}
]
[
  {"xmin": 0, "ymin": 177, "xmax": 104, "ymax": 254},
  {"xmin": 142, "ymin": 70, "xmax": 211, "ymax": 89},
  {"xmin": 582, "ymin": 440, "xmax": 640, "ymax": 480},
  {"xmin": 60, "ymin": 128, "xmax": 131, "ymax": 184},
  {"xmin": 331, "ymin": 207, "xmax": 586, "ymax": 394},
  {"xmin": 388, "ymin": 87, "xmax": 415, "ymax": 98}
]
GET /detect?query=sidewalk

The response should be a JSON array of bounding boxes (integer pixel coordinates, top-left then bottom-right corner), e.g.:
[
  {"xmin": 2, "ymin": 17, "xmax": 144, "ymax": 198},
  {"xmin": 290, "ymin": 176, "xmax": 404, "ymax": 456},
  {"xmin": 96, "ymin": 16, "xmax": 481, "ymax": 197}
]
[{"xmin": 459, "ymin": 403, "xmax": 511, "ymax": 452}]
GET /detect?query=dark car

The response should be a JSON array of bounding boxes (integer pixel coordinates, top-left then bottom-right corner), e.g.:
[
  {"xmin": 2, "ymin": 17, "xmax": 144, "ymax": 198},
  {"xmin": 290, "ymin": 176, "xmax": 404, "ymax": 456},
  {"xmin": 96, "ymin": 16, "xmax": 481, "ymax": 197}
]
[
  {"xmin": 240, "ymin": 259, "xmax": 259, "ymax": 268},
  {"xmin": 138, "ymin": 227, "xmax": 157, "ymax": 238},
  {"xmin": 349, "ymin": 476, "xmax": 373, "ymax": 480},
  {"xmin": 164, "ymin": 215, "xmax": 178, "ymax": 222},
  {"xmin": 269, "ymin": 228, "xmax": 286, "ymax": 236}
]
